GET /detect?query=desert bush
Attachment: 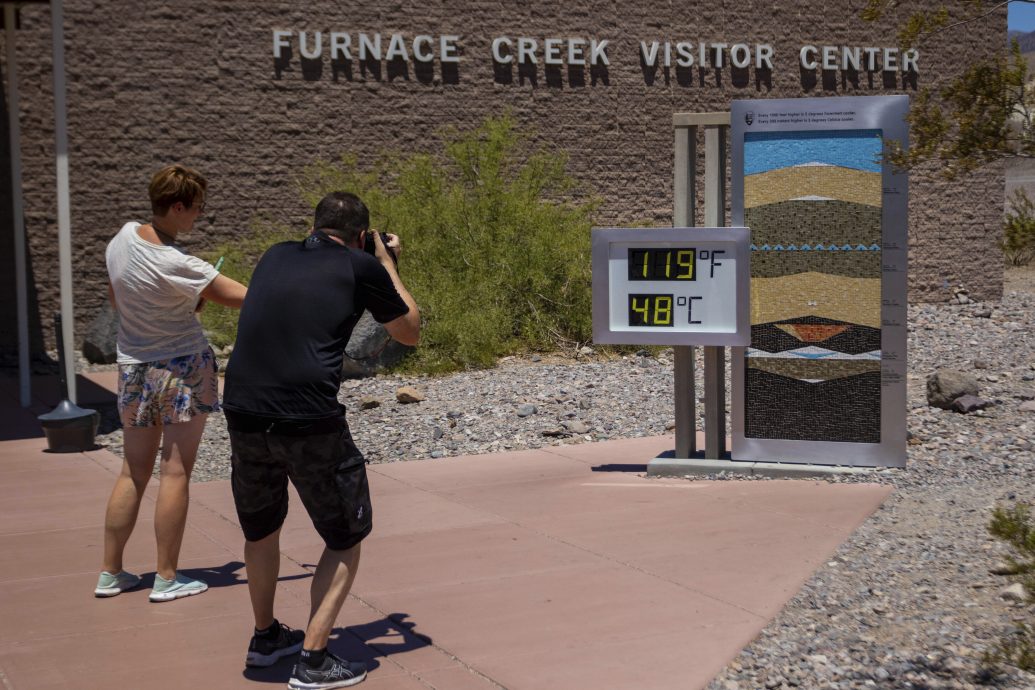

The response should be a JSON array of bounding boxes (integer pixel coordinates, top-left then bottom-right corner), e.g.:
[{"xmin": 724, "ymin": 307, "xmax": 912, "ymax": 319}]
[
  {"xmin": 1002, "ymin": 189, "xmax": 1035, "ymax": 266},
  {"xmin": 201, "ymin": 114, "xmax": 599, "ymax": 372},
  {"xmin": 983, "ymin": 502, "xmax": 1035, "ymax": 673}
]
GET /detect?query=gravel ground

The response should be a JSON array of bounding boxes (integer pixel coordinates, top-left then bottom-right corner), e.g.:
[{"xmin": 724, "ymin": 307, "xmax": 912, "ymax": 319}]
[{"xmin": 86, "ymin": 267, "xmax": 1035, "ymax": 688}]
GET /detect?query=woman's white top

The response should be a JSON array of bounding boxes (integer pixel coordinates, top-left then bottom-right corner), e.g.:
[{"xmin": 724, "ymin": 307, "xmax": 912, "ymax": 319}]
[{"xmin": 105, "ymin": 221, "xmax": 219, "ymax": 364}]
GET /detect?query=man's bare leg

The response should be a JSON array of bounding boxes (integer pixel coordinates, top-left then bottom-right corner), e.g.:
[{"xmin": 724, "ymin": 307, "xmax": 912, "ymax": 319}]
[
  {"xmin": 245, "ymin": 528, "xmax": 282, "ymax": 630},
  {"xmin": 304, "ymin": 542, "xmax": 361, "ymax": 650}
]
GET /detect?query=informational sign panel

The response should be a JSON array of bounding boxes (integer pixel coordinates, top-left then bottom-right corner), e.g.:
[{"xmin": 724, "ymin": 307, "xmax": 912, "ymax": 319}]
[
  {"xmin": 730, "ymin": 95, "xmax": 908, "ymax": 467},
  {"xmin": 592, "ymin": 227, "xmax": 750, "ymax": 346}
]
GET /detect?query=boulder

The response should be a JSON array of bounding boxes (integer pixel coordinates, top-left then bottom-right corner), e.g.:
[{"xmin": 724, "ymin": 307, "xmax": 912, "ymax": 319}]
[
  {"xmin": 950, "ymin": 395, "xmax": 990, "ymax": 414},
  {"xmin": 341, "ymin": 311, "xmax": 415, "ymax": 379},
  {"xmin": 926, "ymin": 370, "xmax": 980, "ymax": 409},
  {"xmin": 82, "ymin": 301, "xmax": 119, "ymax": 364},
  {"xmin": 396, "ymin": 386, "xmax": 425, "ymax": 404}
]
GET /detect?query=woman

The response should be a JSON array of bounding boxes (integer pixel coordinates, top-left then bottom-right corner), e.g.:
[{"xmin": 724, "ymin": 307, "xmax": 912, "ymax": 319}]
[{"xmin": 95, "ymin": 164, "xmax": 247, "ymax": 602}]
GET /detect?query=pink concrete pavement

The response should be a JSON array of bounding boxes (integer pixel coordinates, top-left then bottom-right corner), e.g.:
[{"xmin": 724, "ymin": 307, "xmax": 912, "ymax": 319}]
[{"xmin": 0, "ymin": 372, "xmax": 891, "ymax": 689}]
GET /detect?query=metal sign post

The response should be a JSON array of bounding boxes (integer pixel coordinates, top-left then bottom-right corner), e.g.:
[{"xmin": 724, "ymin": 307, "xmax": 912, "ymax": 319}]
[{"xmin": 672, "ymin": 113, "xmax": 732, "ymax": 459}]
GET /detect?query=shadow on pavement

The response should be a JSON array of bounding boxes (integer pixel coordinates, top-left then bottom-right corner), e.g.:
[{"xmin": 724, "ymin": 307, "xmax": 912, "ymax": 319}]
[
  {"xmin": 591, "ymin": 463, "xmax": 649, "ymax": 473},
  {"xmin": 140, "ymin": 561, "xmax": 314, "ymax": 590}
]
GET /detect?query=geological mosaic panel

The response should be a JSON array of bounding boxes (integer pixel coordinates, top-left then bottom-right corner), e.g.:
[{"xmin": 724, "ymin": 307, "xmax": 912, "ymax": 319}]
[{"xmin": 743, "ymin": 130, "xmax": 882, "ymax": 443}]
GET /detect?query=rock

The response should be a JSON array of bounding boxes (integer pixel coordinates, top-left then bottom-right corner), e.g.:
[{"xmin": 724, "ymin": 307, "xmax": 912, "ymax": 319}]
[
  {"xmin": 579, "ymin": 346, "xmax": 594, "ymax": 356},
  {"xmin": 430, "ymin": 450, "xmax": 445, "ymax": 458},
  {"xmin": 517, "ymin": 404, "xmax": 537, "ymax": 417},
  {"xmin": 999, "ymin": 583, "xmax": 1028, "ymax": 602},
  {"xmin": 974, "ymin": 308, "xmax": 993, "ymax": 318},
  {"xmin": 579, "ymin": 399, "xmax": 592, "ymax": 410},
  {"xmin": 446, "ymin": 410, "xmax": 463, "ymax": 419},
  {"xmin": 927, "ymin": 370, "xmax": 980, "ymax": 409},
  {"xmin": 562, "ymin": 420, "xmax": 590, "ymax": 434},
  {"xmin": 989, "ymin": 561, "xmax": 1022, "ymax": 576},
  {"xmin": 432, "ymin": 426, "xmax": 444, "ymax": 440},
  {"xmin": 972, "ymin": 359, "xmax": 991, "ymax": 370},
  {"xmin": 81, "ymin": 301, "xmax": 119, "ymax": 364},
  {"xmin": 341, "ymin": 311, "xmax": 415, "ymax": 379},
  {"xmin": 396, "ymin": 386, "xmax": 425, "ymax": 404},
  {"xmin": 1020, "ymin": 400, "xmax": 1035, "ymax": 413},
  {"xmin": 359, "ymin": 395, "xmax": 381, "ymax": 410},
  {"xmin": 950, "ymin": 395, "xmax": 991, "ymax": 414},
  {"xmin": 541, "ymin": 427, "xmax": 567, "ymax": 437},
  {"xmin": 530, "ymin": 354, "xmax": 542, "ymax": 362}
]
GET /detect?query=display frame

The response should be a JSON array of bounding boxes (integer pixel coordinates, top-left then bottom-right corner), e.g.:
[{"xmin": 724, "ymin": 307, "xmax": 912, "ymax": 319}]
[
  {"xmin": 729, "ymin": 95, "xmax": 908, "ymax": 468},
  {"xmin": 591, "ymin": 227, "xmax": 750, "ymax": 346}
]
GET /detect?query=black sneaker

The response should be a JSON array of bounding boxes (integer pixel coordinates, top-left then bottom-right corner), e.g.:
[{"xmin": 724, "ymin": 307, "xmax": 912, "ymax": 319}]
[
  {"xmin": 288, "ymin": 651, "xmax": 367, "ymax": 689},
  {"xmin": 245, "ymin": 621, "xmax": 305, "ymax": 667}
]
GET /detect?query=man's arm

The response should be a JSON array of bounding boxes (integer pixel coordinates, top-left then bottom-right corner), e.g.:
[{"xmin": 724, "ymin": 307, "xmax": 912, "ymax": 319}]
[{"xmin": 373, "ymin": 232, "xmax": 420, "ymax": 346}]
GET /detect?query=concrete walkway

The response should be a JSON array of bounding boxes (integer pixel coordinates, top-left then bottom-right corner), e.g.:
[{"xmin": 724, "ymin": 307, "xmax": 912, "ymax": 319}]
[{"xmin": 0, "ymin": 373, "xmax": 891, "ymax": 690}]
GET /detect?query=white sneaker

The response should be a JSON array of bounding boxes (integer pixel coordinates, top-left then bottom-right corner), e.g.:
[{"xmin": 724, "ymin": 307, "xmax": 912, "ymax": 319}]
[
  {"xmin": 149, "ymin": 572, "xmax": 208, "ymax": 602},
  {"xmin": 94, "ymin": 570, "xmax": 142, "ymax": 597}
]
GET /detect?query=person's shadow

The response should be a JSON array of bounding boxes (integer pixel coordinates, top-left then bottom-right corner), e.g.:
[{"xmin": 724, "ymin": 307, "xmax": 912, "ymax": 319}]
[
  {"xmin": 242, "ymin": 613, "xmax": 430, "ymax": 683},
  {"xmin": 141, "ymin": 561, "xmax": 313, "ymax": 590}
]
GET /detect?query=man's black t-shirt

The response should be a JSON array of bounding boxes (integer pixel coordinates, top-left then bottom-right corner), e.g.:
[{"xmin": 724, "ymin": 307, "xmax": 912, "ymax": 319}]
[{"xmin": 222, "ymin": 232, "xmax": 409, "ymax": 419}]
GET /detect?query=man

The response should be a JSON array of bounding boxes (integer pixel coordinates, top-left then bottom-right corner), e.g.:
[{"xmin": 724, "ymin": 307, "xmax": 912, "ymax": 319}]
[{"xmin": 222, "ymin": 192, "xmax": 419, "ymax": 689}]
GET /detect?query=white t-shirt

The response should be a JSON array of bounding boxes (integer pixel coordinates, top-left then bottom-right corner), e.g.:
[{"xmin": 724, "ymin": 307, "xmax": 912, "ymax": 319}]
[{"xmin": 105, "ymin": 221, "xmax": 219, "ymax": 364}]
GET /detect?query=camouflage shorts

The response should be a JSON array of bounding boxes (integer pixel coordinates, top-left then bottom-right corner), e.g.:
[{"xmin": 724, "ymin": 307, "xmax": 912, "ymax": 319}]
[{"xmin": 227, "ymin": 412, "xmax": 372, "ymax": 550}]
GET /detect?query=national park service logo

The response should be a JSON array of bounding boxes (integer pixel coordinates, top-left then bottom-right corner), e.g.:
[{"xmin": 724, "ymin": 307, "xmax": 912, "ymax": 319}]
[{"xmin": 745, "ymin": 111, "xmax": 755, "ymax": 126}]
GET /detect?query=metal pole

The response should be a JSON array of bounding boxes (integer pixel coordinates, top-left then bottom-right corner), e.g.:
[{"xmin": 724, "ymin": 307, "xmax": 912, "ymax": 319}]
[
  {"xmin": 5, "ymin": 3, "xmax": 30, "ymax": 407},
  {"xmin": 703, "ymin": 126, "xmax": 727, "ymax": 459},
  {"xmin": 673, "ymin": 124, "xmax": 696, "ymax": 458},
  {"xmin": 51, "ymin": 0, "xmax": 75, "ymax": 402}
]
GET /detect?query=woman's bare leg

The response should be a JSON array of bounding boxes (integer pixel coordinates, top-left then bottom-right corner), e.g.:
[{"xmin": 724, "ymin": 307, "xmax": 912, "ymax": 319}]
[
  {"xmin": 102, "ymin": 425, "xmax": 162, "ymax": 573},
  {"xmin": 154, "ymin": 413, "xmax": 207, "ymax": 580}
]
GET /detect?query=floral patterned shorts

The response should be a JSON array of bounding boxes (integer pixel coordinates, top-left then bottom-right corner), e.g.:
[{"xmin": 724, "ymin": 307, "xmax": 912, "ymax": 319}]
[{"xmin": 117, "ymin": 349, "xmax": 220, "ymax": 428}]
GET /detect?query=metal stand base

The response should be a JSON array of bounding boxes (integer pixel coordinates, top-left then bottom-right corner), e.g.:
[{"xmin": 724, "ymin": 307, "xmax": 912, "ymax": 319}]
[{"xmin": 647, "ymin": 453, "xmax": 886, "ymax": 479}]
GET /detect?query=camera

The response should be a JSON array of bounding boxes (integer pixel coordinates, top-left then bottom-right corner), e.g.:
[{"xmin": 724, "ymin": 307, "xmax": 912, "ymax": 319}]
[{"xmin": 364, "ymin": 231, "xmax": 398, "ymax": 266}]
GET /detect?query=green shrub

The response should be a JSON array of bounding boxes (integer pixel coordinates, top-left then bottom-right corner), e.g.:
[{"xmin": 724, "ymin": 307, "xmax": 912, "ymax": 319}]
[
  {"xmin": 1002, "ymin": 189, "xmax": 1035, "ymax": 267},
  {"xmin": 988, "ymin": 502, "xmax": 1035, "ymax": 598},
  {"xmin": 983, "ymin": 502, "xmax": 1035, "ymax": 673},
  {"xmin": 201, "ymin": 114, "xmax": 599, "ymax": 372}
]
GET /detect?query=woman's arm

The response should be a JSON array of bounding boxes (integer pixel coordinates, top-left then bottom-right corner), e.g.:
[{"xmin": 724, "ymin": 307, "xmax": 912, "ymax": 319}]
[{"xmin": 200, "ymin": 274, "xmax": 247, "ymax": 309}]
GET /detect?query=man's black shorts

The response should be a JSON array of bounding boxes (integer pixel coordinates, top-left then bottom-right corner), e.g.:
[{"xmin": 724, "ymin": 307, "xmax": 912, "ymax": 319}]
[{"xmin": 226, "ymin": 411, "xmax": 372, "ymax": 550}]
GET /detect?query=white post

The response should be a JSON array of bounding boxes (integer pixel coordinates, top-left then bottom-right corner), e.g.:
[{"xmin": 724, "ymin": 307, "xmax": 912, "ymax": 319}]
[
  {"xmin": 703, "ymin": 125, "xmax": 728, "ymax": 459},
  {"xmin": 5, "ymin": 3, "xmax": 30, "ymax": 407},
  {"xmin": 672, "ymin": 123, "xmax": 696, "ymax": 458},
  {"xmin": 51, "ymin": 0, "xmax": 76, "ymax": 402}
]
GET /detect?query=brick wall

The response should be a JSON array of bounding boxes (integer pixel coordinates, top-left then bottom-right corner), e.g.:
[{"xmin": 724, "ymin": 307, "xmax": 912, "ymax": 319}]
[{"xmin": 0, "ymin": 0, "xmax": 1006, "ymax": 350}]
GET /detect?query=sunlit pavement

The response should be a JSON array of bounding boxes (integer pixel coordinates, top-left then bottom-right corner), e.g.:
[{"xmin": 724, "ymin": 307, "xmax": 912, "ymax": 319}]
[{"xmin": 0, "ymin": 372, "xmax": 890, "ymax": 689}]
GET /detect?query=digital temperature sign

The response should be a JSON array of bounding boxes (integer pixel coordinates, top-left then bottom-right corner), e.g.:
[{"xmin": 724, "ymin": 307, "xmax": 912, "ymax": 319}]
[
  {"xmin": 627, "ymin": 249, "xmax": 696, "ymax": 281},
  {"xmin": 591, "ymin": 228, "xmax": 750, "ymax": 346}
]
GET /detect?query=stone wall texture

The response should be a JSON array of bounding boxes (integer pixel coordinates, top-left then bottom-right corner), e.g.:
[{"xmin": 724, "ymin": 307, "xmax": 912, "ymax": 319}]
[{"xmin": 0, "ymin": 1, "xmax": 1006, "ymax": 352}]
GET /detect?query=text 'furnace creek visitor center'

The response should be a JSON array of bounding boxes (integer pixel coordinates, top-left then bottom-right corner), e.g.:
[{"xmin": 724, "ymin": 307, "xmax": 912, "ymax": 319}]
[{"xmin": 0, "ymin": 1, "xmax": 1007, "ymax": 356}]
